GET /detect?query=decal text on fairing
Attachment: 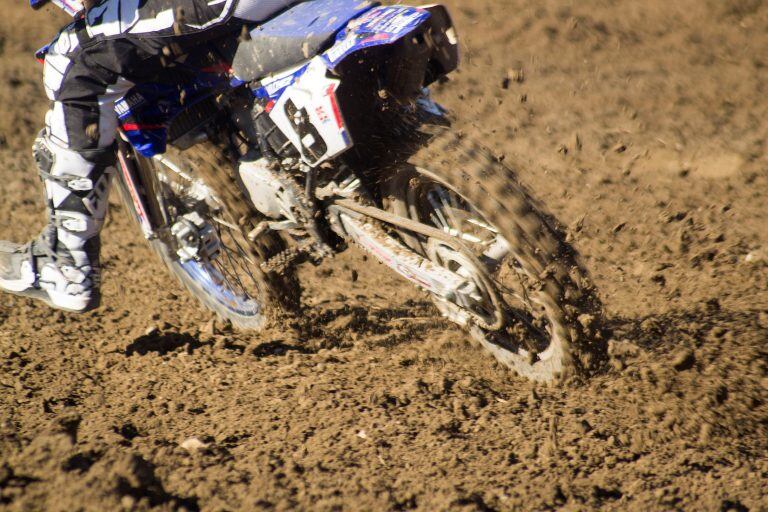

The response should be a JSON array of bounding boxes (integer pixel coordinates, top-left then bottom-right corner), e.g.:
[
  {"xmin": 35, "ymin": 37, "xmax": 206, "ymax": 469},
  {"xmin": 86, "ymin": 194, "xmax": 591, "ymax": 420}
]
[
  {"xmin": 115, "ymin": 93, "xmax": 146, "ymax": 117},
  {"xmin": 325, "ymin": 37, "xmax": 357, "ymax": 63},
  {"xmin": 264, "ymin": 75, "xmax": 296, "ymax": 97}
]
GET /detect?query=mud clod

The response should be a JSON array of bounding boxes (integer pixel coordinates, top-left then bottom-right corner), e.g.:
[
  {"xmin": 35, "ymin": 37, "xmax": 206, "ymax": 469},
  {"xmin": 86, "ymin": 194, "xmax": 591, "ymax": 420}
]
[
  {"xmin": 671, "ymin": 348, "xmax": 696, "ymax": 371},
  {"xmin": 180, "ymin": 437, "xmax": 208, "ymax": 453}
]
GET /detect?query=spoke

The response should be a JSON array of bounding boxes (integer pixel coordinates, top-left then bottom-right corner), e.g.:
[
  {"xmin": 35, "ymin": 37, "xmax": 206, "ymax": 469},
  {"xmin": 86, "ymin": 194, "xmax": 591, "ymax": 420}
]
[
  {"xmin": 439, "ymin": 188, "xmax": 466, "ymax": 235},
  {"xmin": 222, "ymin": 235, "xmax": 260, "ymax": 285},
  {"xmin": 427, "ymin": 186, "xmax": 495, "ymax": 250},
  {"xmin": 220, "ymin": 229, "xmax": 256, "ymax": 267},
  {"xmin": 467, "ymin": 217, "xmax": 499, "ymax": 234},
  {"xmin": 429, "ymin": 212, "xmax": 444, "ymax": 230},
  {"xmin": 493, "ymin": 279, "xmax": 528, "ymax": 305},
  {"xmin": 454, "ymin": 229, "xmax": 485, "ymax": 245},
  {"xmin": 203, "ymin": 209, "xmax": 250, "ymax": 289},
  {"xmin": 221, "ymin": 224, "xmax": 262, "ymax": 286},
  {"xmin": 211, "ymin": 223, "xmax": 250, "ymax": 294},
  {"xmin": 211, "ymin": 216, "xmax": 241, "ymax": 232},
  {"xmin": 211, "ymin": 260, "xmax": 240, "ymax": 291},
  {"xmin": 219, "ymin": 237, "xmax": 249, "ymax": 292},
  {"xmin": 428, "ymin": 195, "xmax": 451, "ymax": 231},
  {"xmin": 214, "ymin": 246, "xmax": 246, "ymax": 293},
  {"xmin": 494, "ymin": 271, "xmax": 549, "ymax": 320}
]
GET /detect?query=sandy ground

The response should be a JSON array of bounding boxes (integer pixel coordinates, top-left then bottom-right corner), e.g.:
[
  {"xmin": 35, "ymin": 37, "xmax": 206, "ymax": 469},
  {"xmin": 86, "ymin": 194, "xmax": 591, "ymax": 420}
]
[{"xmin": 1, "ymin": 1, "xmax": 767, "ymax": 511}]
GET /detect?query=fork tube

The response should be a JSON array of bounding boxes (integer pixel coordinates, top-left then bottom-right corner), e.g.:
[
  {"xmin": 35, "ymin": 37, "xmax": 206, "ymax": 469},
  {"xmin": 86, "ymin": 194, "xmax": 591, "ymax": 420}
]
[{"xmin": 116, "ymin": 136, "xmax": 169, "ymax": 237}]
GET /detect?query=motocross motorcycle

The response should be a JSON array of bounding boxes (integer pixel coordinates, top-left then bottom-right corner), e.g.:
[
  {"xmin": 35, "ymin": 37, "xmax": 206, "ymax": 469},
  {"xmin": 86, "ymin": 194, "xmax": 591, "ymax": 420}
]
[{"xmin": 39, "ymin": 0, "xmax": 604, "ymax": 382}]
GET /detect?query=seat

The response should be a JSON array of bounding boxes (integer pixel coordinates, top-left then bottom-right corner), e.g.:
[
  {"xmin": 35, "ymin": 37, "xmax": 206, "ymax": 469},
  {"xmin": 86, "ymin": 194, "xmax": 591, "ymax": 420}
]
[{"xmin": 232, "ymin": 0, "xmax": 376, "ymax": 81}]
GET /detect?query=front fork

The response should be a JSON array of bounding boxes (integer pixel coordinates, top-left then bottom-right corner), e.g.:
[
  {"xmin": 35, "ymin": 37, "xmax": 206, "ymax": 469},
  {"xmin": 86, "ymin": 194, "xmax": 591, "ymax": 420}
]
[
  {"xmin": 116, "ymin": 135, "xmax": 224, "ymax": 265},
  {"xmin": 115, "ymin": 135, "xmax": 177, "ymax": 249}
]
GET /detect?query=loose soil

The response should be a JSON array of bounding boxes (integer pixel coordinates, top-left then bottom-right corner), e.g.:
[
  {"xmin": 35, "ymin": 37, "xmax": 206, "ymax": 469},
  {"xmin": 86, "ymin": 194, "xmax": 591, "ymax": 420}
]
[{"xmin": 1, "ymin": 1, "xmax": 766, "ymax": 511}]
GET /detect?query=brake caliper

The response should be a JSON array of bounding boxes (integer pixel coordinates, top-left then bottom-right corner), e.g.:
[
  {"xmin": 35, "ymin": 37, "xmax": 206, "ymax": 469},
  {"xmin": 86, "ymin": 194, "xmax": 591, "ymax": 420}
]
[{"xmin": 171, "ymin": 212, "xmax": 221, "ymax": 262}]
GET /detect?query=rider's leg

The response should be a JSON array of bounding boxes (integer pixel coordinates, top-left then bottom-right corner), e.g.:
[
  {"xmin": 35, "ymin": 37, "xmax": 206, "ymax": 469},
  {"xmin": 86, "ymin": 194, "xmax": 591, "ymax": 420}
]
[{"xmin": 0, "ymin": 22, "xmax": 134, "ymax": 312}]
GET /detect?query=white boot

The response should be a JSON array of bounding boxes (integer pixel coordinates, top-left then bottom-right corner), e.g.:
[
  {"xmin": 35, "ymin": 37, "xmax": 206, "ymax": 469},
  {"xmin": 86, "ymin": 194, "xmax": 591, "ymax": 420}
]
[{"xmin": 0, "ymin": 134, "xmax": 114, "ymax": 312}]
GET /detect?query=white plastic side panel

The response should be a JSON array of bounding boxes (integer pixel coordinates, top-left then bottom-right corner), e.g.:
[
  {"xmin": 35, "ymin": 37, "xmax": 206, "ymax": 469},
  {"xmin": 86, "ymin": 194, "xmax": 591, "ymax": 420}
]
[{"xmin": 267, "ymin": 58, "xmax": 352, "ymax": 167}]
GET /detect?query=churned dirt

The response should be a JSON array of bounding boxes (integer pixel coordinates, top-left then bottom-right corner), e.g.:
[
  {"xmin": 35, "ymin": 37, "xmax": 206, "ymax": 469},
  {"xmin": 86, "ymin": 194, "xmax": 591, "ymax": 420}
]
[{"xmin": 1, "ymin": 1, "xmax": 767, "ymax": 511}]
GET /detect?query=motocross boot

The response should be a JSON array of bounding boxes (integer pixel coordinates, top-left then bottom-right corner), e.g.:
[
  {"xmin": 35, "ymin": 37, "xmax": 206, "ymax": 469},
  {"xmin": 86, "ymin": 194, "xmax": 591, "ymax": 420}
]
[{"xmin": 0, "ymin": 133, "xmax": 115, "ymax": 312}]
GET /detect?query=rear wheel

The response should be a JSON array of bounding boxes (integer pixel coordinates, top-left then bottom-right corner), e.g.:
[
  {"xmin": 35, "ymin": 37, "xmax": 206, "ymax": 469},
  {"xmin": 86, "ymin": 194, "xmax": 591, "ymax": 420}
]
[
  {"xmin": 384, "ymin": 126, "xmax": 604, "ymax": 382},
  {"xmin": 117, "ymin": 142, "xmax": 300, "ymax": 330}
]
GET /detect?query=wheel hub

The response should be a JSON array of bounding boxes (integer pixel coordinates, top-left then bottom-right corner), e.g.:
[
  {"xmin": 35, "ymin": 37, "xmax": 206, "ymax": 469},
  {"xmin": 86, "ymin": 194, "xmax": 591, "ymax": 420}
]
[{"xmin": 426, "ymin": 238, "xmax": 504, "ymax": 330}]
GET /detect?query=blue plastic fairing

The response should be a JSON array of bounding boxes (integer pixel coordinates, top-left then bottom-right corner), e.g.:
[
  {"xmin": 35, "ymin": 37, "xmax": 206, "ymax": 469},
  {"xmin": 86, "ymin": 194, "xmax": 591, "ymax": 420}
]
[{"xmin": 323, "ymin": 6, "xmax": 432, "ymax": 69}]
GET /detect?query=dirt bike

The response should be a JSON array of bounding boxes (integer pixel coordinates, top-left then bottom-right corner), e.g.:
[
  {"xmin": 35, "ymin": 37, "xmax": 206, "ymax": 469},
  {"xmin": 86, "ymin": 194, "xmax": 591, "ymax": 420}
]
[{"xmin": 57, "ymin": 0, "xmax": 604, "ymax": 382}]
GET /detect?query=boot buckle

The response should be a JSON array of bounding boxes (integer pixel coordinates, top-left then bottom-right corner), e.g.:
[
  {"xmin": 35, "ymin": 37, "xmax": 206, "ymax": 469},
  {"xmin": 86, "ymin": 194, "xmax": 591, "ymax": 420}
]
[
  {"xmin": 60, "ymin": 216, "xmax": 88, "ymax": 233},
  {"xmin": 66, "ymin": 177, "xmax": 93, "ymax": 191},
  {"xmin": 60, "ymin": 265, "xmax": 87, "ymax": 284}
]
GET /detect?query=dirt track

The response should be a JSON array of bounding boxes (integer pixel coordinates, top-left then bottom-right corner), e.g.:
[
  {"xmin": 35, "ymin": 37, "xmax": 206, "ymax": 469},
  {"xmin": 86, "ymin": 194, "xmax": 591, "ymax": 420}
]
[{"xmin": 1, "ymin": 1, "xmax": 767, "ymax": 511}]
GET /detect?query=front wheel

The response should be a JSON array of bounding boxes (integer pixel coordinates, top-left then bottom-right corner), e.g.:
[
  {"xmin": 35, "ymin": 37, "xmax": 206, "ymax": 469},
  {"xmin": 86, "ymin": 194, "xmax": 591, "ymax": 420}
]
[
  {"xmin": 384, "ymin": 126, "xmax": 605, "ymax": 382},
  {"xmin": 116, "ymin": 142, "xmax": 300, "ymax": 331}
]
